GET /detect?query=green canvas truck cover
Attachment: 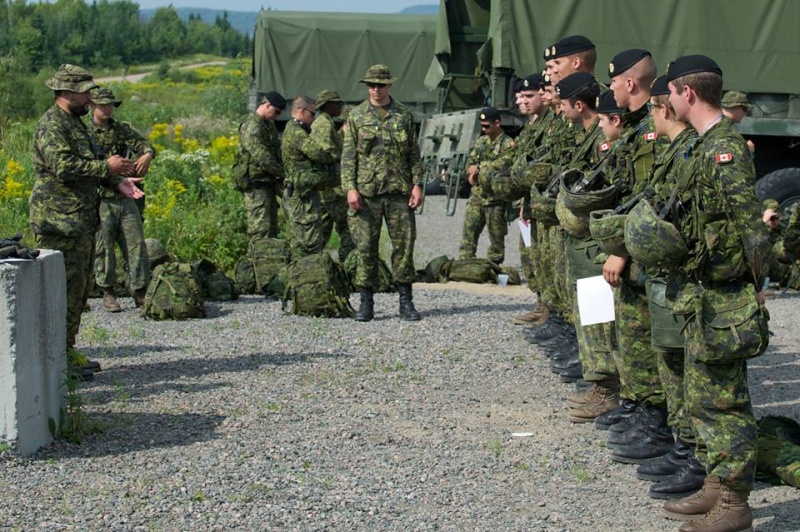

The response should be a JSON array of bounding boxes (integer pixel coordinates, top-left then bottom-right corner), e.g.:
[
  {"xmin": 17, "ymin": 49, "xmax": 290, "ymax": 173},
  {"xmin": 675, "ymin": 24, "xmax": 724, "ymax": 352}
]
[
  {"xmin": 428, "ymin": 0, "xmax": 800, "ymax": 95},
  {"xmin": 252, "ymin": 11, "xmax": 437, "ymax": 106}
]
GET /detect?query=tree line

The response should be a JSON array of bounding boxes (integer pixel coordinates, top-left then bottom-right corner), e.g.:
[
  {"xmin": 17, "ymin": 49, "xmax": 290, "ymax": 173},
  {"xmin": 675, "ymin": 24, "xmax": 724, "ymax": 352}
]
[{"xmin": 0, "ymin": 0, "xmax": 251, "ymax": 126}]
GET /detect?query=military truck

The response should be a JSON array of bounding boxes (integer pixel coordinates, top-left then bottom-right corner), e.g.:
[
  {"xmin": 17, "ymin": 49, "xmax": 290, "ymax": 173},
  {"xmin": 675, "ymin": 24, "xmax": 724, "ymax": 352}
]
[
  {"xmin": 420, "ymin": 0, "xmax": 800, "ymax": 210},
  {"xmin": 250, "ymin": 10, "xmax": 437, "ymax": 124}
]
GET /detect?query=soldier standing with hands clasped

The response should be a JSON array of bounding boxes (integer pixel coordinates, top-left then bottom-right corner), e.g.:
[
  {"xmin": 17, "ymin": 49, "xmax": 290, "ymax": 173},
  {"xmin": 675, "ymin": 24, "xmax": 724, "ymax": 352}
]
[
  {"xmin": 30, "ymin": 64, "xmax": 143, "ymax": 381},
  {"xmin": 341, "ymin": 64, "xmax": 424, "ymax": 322}
]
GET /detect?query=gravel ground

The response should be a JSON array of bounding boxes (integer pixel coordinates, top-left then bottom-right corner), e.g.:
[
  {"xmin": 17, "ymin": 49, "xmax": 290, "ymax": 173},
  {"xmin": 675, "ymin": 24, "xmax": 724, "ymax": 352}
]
[{"xmin": 1, "ymin": 196, "xmax": 798, "ymax": 531}]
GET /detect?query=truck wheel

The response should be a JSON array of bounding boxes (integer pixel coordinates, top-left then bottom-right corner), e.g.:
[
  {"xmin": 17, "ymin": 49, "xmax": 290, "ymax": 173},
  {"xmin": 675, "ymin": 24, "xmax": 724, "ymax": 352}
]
[{"xmin": 755, "ymin": 168, "xmax": 800, "ymax": 210}]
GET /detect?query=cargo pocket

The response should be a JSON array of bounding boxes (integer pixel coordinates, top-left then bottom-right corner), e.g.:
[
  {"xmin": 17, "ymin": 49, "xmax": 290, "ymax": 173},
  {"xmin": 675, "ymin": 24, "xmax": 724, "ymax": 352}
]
[{"xmin": 698, "ymin": 289, "xmax": 769, "ymax": 364}]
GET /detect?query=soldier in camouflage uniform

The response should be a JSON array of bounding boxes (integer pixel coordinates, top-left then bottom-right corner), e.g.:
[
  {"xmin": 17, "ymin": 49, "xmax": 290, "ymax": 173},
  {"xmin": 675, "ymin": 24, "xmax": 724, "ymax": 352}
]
[
  {"xmin": 598, "ymin": 51, "xmax": 668, "ymax": 462},
  {"xmin": 458, "ymin": 107, "xmax": 515, "ymax": 264},
  {"xmin": 88, "ymin": 87, "xmax": 154, "ymax": 312},
  {"xmin": 235, "ymin": 91, "xmax": 286, "ymax": 240},
  {"xmin": 660, "ymin": 55, "xmax": 771, "ymax": 532},
  {"xmin": 30, "ymin": 64, "xmax": 143, "ymax": 380},
  {"xmin": 281, "ymin": 96, "xmax": 337, "ymax": 258},
  {"xmin": 341, "ymin": 64, "xmax": 424, "ymax": 322},
  {"xmin": 313, "ymin": 89, "xmax": 355, "ymax": 263}
]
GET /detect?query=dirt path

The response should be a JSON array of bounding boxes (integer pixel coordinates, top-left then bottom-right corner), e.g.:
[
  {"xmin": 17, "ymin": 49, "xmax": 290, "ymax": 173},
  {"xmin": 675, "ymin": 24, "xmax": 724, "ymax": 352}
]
[{"xmin": 94, "ymin": 60, "xmax": 228, "ymax": 84}]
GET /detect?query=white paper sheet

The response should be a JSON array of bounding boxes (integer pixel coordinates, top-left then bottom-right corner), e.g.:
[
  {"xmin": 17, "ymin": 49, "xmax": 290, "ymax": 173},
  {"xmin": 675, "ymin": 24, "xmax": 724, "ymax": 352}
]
[
  {"xmin": 518, "ymin": 219, "xmax": 532, "ymax": 247},
  {"xmin": 577, "ymin": 275, "xmax": 615, "ymax": 326}
]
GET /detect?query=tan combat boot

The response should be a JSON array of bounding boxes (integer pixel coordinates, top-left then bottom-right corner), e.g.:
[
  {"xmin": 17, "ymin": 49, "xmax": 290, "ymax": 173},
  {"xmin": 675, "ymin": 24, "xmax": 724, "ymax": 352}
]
[
  {"xmin": 663, "ymin": 475, "xmax": 721, "ymax": 521},
  {"xmin": 133, "ymin": 288, "xmax": 147, "ymax": 308},
  {"xmin": 567, "ymin": 380, "xmax": 619, "ymax": 423},
  {"xmin": 567, "ymin": 377, "xmax": 617, "ymax": 408},
  {"xmin": 678, "ymin": 484, "xmax": 753, "ymax": 532},
  {"xmin": 102, "ymin": 289, "xmax": 122, "ymax": 313},
  {"xmin": 513, "ymin": 304, "xmax": 549, "ymax": 326}
]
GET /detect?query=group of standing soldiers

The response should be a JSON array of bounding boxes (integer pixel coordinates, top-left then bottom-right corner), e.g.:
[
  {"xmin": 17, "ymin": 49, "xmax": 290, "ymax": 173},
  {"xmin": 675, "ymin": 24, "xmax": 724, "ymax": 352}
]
[
  {"xmin": 464, "ymin": 34, "xmax": 770, "ymax": 532},
  {"xmin": 234, "ymin": 64, "xmax": 424, "ymax": 322}
]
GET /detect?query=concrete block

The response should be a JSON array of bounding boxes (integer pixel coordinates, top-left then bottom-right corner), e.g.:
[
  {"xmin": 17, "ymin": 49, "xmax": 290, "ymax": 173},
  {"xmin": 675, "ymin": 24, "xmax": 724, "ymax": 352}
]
[{"xmin": 1, "ymin": 250, "xmax": 67, "ymax": 455}]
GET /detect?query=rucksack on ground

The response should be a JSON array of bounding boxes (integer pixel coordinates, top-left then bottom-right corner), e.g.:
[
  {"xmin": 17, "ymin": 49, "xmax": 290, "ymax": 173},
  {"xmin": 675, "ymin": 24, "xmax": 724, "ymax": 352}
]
[
  {"xmin": 444, "ymin": 258, "xmax": 501, "ymax": 284},
  {"xmin": 234, "ymin": 237, "xmax": 290, "ymax": 296},
  {"xmin": 499, "ymin": 265, "xmax": 521, "ymax": 285},
  {"xmin": 191, "ymin": 259, "xmax": 238, "ymax": 301},
  {"xmin": 142, "ymin": 262, "xmax": 206, "ymax": 320},
  {"xmin": 343, "ymin": 251, "xmax": 396, "ymax": 293},
  {"xmin": 416, "ymin": 255, "xmax": 450, "ymax": 283},
  {"xmin": 282, "ymin": 253, "xmax": 354, "ymax": 318}
]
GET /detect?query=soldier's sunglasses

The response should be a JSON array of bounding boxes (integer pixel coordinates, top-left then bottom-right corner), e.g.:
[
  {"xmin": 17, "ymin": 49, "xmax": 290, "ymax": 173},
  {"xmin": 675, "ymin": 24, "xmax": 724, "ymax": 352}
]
[{"xmin": 366, "ymin": 83, "xmax": 388, "ymax": 89}]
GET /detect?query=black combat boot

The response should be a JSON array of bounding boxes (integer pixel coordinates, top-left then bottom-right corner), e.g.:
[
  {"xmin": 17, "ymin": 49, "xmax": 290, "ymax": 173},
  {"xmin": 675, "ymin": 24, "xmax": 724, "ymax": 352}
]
[
  {"xmin": 594, "ymin": 399, "xmax": 638, "ymax": 430},
  {"xmin": 649, "ymin": 453, "xmax": 706, "ymax": 500},
  {"xmin": 607, "ymin": 404, "xmax": 670, "ymax": 447},
  {"xmin": 355, "ymin": 288, "xmax": 374, "ymax": 322},
  {"xmin": 398, "ymin": 283, "xmax": 421, "ymax": 321},
  {"xmin": 637, "ymin": 439, "xmax": 692, "ymax": 481}
]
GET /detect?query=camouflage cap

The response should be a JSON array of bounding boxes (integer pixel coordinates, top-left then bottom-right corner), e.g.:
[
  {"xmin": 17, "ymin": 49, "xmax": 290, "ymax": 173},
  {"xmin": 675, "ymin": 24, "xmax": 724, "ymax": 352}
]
[
  {"xmin": 90, "ymin": 86, "xmax": 122, "ymax": 107},
  {"xmin": 762, "ymin": 198, "xmax": 780, "ymax": 210},
  {"xmin": 315, "ymin": 89, "xmax": 344, "ymax": 108},
  {"xmin": 721, "ymin": 90, "xmax": 752, "ymax": 109},
  {"xmin": 360, "ymin": 64, "xmax": 397, "ymax": 84},
  {"xmin": 44, "ymin": 64, "xmax": 98, "ymax": 93}
]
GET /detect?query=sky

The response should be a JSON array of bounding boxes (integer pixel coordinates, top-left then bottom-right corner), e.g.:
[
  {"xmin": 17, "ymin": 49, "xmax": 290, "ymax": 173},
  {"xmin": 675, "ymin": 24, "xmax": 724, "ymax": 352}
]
[{"xmin": 135, "ymin": 0, "xmax": 436, "ymax": 12}]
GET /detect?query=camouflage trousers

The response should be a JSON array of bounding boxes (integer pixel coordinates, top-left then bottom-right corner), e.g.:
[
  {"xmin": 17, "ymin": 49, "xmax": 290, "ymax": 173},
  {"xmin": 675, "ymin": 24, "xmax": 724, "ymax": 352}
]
[
  {"xmin": 243, "ymin": 183, "xmax": 282, "ymax": 239},
  {"xmin": 519, "ymin": 228, "xmax": 536, "ymax": 292},
  {"xmin": 348, "ymin": 194, "xmax": 416, "ymax": 289},
  {"xmin": 530, "ymin": 221, "xmax": 556, "ymax": 310},
  {"xmin": 321, "ymin": 192, "xmax": 355, "ymax": 263},
  {"xmin": 94, "ymin": 197, "xmax": 150, "ymax": 292},
  {"xmin": 458, "ymin": 199, "xmax": 507, "ymax": 264},
  {"xmin": 657, "ymin": 348, "xmax": 699, "ymax": 447},
  {"xmin": 566, "ymin": 235, "xmax": 617, "ymax": 382},
  {"xmin": 35, "ymin": 232, "xmax": 95, "ymax": 349},
  {"xmin": 285, "ymin": 190, "xmax": 324, "ymax": 259},
  {"xmin": 551, "ymin": 227, "xmax": 570, "ymax": 319},
  {"xmin": 684, "ymin": 316, "xmax": 757, "ymax": 492},
  {"xmin": 613, "ymin": 277, "xmax": 665, "ymax": 406}
]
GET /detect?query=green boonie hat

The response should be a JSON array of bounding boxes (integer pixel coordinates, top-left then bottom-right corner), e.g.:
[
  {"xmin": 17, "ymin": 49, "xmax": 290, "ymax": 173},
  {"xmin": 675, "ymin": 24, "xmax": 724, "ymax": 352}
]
[
  {"xmin": 145, "ymin": 238, "xmax": 168, "ymax": 264},
  {"xmin": 721, "ymin": 90, "xmax": 752, "ymax": 109},
  {"xmin": 90, "ymin": 86, "xmax": 122, "ymax": 107},
  {"xmin": 556, "ymin": 193, "xmax": 590, "ymax": 238},
  {"xmin": 762, "ymin": 198, "xmax": 780, "ymax": 210},
  {"xmin": 44, "ymin": 64, "xmax": 98, "ymax": 93},
  {"xmin": 360, "ymin": 64, "xmax": 397, "ymax": 84},
  {"xmin": 625, "ymin": 199, "xmax": 688, "ymax": 268},
  {"xmin": 589, "ymin": 209, "xmax": 630, "ymax": 257},
  {"xmin": 315, "ymin": 89, "xmax": 343, "ymax": 108}
]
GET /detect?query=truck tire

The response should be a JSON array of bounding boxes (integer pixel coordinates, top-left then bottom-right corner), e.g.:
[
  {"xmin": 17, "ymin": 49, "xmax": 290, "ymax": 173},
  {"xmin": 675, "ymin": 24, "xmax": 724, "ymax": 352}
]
[{"xmin": 755, "ymin": 168, "xmax": 800, "ymax": 210}]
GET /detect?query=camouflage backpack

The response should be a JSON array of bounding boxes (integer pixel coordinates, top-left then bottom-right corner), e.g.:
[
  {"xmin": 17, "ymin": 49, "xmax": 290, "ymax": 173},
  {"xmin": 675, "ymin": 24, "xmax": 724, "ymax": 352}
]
[
  {"xmin": 416, "ymin": 255, "xmax": 450, "ymax": 283},
  {"xmin": 444, "ymin": 258, "xmax": 501, "ymax": 284},
  {"xmin": 343, "ymin": 251, "xmax": 396, "ymax": 293},
  {"xmin": 282, "ymin": 253, "xmax": 354, "ymax": 318},
  {"xmin": 756, "ymin": 415, "xmax": 800, "ymax": 488},
  {"xmin": 191, "ymin": 259, "xmax": 238, "ymax": 301},
  {"xmin": 234, "ymin": 237, "xmax": 290, "ymax": 296},
  {"xmin": 142, "ymin": 262, "xmax": 206, "ymax": 320}
]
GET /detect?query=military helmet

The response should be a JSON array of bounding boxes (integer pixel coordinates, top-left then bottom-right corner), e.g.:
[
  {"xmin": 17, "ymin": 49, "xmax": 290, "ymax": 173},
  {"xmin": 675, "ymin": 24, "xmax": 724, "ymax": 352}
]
[
  {"xmin": 529, "ymin": 183, "xmax": 559, "ymax": 226},
  {"xmin": 624, "ymin": 199, "xmax": 688, "ymax": 268},
  {"xmin": 556, "ymin": 193, "xmax": 590, "ymax": 238},
  {"xmin": 559, "ymin": 168, "xmax": 619, "ymax": 217},
  {"xmin": 589, "ymin": 209, "xmax": 630, "ymax": 257},
  {"xmin": 145, "ymin": 238, "xmax": 169, "ymax": 265},
  {"xmin": 491, "ymin": 169, "xmax": 522, "ymax": 202}
]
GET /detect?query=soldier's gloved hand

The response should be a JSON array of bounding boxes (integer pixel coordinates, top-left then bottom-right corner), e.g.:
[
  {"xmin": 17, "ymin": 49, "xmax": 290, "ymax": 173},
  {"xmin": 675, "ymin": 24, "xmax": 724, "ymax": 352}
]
[{"xmin": 0, "ymin": 234, "xmax": 40, "ymax": 260}]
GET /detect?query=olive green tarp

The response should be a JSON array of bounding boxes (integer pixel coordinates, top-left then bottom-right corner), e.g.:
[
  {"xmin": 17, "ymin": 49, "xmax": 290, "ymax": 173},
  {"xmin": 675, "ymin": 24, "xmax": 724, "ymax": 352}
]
[
  {"xmin": 427, "ymin": 0, "xmax": 800, "ymax": 95},
  {"xmin": 252, "ymin": 11, "xmax": 438, "ymax": 105}
]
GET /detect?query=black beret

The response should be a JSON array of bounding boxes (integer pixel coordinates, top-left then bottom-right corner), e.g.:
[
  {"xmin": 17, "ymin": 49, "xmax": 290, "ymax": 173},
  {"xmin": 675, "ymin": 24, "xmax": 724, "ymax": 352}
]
[
  {"xmin": 608, "ymin": 49, "xmax": 651, "ymax": 78},
  {"xmin": 555, "ymin": 72, "xmax": 596, "ymax": 99},
  {"xmin": 650, "ymin": 75, "xmax": 670, "ymax": 97},
  {"xmin": 513, "ymin": 78, "xmax": 525, "ymax": 93},
  {"xmin": 479, "ymin": 107, "xmax": 501, "ymax": 122},
  {"xmin": 666, "ymin": 55, "xmax": 722, "ymax": 82},
  {"xmin": 596, "ymin": 91, "xmax": 625, "ymax": 114},
  {"xmin": 541, "ymin": 70, "xmax": 552, "ymax": 87},
  {"xmin": 263, "ymin": 91, "xmax": 287, "ymax": 111},
  {"xmin": 520, "ymin": 73, "xmax": 544, "ymax": 91},
  {"xmin": 549, "ymin": 35, "xmax": 595, "ymax": 60}
]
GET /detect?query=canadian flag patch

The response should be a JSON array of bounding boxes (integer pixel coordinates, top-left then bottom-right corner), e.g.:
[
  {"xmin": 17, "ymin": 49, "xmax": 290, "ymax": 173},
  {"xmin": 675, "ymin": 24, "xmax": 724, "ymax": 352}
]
[
  {"xmin": 716, "ymin": 153, "xmax": 734, "ymax": 164},
  {"xmin": 644, "ymin": 132, "xmax": 658, "ymax": 141},
  {"xmin": 599, "ymin": 142, "xmax": 610, "ymax": 152}
]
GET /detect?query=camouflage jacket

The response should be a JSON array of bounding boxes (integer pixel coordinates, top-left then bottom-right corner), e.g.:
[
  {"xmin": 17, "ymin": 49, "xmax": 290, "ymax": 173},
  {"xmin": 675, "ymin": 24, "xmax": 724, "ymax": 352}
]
[
  {"xmin": 607, "ymin": 106, "xmax": 663, "ymax": 199},
  {"xmin": 341, "ymin": 98, "xmax": 423, "ymax": 198},
  {"xmin": 87, "ymin": 118, "xmax": 153, "ymax": 200},
  {"xmin": 467, "ymin": 131, "xmax": 516, "ymax": 204},
  {"xmin": 310, "ymin": 111, "xmax": 344, "ymax": 200},
  {"xmin": 672, "ymin": 117, "xmax": 771, "ymax": 285},
  {"xmin": 30, "ymin": 104, "xmax": 120, "ymax": 237},
  {"xmin": 281, "ymin": 118, "xmax": 336, "ymax": 196},
  {"xmin": 567, "ymin": 117, "xmax": 605, "ymax": 173},
  {"xmin": 237, "ymin": 113, "xmax": 284, "ymax": 184}
]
